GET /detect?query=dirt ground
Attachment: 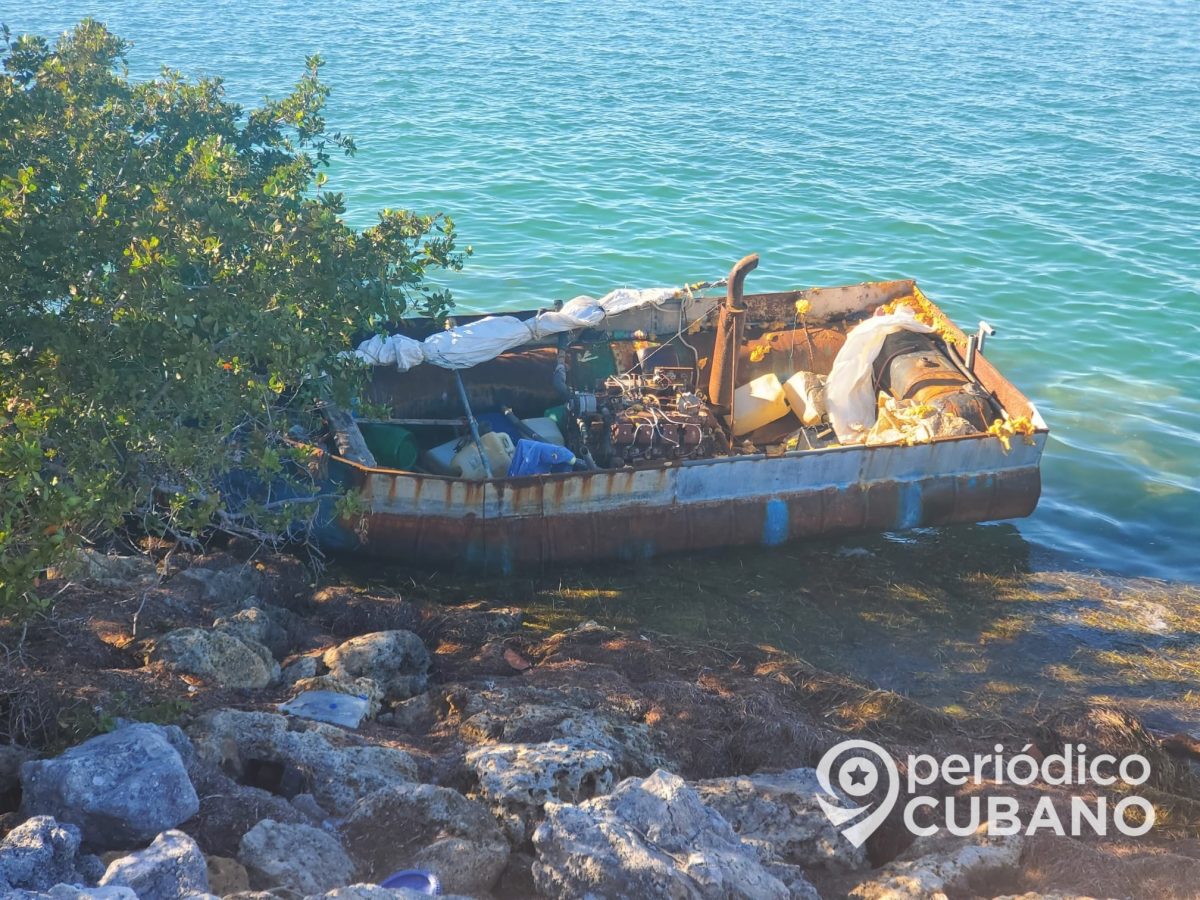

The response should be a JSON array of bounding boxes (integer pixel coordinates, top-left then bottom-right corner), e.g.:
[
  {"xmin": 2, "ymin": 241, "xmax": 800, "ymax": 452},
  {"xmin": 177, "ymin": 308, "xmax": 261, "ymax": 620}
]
[{"xmin": 3, "ymin": 536, "xmax": 1200, "ymax": 898}]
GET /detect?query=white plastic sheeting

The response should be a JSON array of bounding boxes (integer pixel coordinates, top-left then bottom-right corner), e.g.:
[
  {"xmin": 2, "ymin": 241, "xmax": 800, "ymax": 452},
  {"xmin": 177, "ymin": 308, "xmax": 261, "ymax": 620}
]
[
  {"xmin": 825, "ymin": 306, "xmax": 935, "ymax": 443},
  {"xmin": 354, "ymin": 287, "xmax": 681, "ymax": 373}
]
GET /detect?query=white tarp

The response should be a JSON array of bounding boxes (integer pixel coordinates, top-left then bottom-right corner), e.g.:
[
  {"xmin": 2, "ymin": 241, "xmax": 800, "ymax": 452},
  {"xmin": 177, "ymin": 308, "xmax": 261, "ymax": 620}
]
[
  {"xmin": 354, "ymin": 287, "xmax": 681, "ymax": 373},
  {"xmin": 825, "ymin": 306, "xmax": 935, "ymax": 443}
]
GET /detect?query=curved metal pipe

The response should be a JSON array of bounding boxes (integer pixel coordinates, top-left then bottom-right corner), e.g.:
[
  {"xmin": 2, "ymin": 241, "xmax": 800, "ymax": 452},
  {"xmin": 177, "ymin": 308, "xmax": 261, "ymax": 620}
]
[{"xmin": 707, "ymin": 253, "xmax": 760, "ymax": 413}]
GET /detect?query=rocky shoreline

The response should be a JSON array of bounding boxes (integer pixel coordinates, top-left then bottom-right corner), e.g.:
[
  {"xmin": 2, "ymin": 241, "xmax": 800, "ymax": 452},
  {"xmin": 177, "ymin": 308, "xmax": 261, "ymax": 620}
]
[{"xmin": 2, "ymin": 550, "xmax": 1199, "ymax": 899}]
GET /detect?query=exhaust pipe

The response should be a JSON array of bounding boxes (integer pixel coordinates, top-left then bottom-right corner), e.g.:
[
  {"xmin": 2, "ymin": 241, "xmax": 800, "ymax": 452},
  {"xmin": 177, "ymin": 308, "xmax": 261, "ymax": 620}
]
[{"xmin": 707, "ymin": 253, "xmax": 760, "ymax": 417}]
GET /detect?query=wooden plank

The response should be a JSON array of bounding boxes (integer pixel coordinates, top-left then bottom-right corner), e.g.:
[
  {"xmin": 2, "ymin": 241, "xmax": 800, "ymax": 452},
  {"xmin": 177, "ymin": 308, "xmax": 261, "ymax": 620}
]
[{"xmin": 354, "ymin": 417, "xmax": 468, "ymax": 427}]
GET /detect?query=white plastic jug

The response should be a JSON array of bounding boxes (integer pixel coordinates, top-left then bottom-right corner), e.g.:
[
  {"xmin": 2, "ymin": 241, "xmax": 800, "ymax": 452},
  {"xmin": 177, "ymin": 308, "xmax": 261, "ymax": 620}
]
[
  {"xmin": 452, "ymin": 431, "xmax": 515, "ymax": 480},
  {"xmin": 783, "ymin": 371, "xmax": 828, "ymax": 427},
  {"xmin": 730, "ymin": 373, "xmax": 789, "ymax": 437},
  {"xmin": 421, "ymin": 437, "xmax": 466, "ymax": 476}
]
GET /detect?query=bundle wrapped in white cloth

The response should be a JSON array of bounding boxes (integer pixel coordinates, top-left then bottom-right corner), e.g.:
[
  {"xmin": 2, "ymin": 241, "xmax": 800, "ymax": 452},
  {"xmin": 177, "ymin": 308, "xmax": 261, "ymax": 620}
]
[
  {"xmin": 825, "ymin": 305, "xmax": 935, "ymax": 443},
  {"xmin": 353, "ymin": 287, "xmax": 682, "ymax": 373}
]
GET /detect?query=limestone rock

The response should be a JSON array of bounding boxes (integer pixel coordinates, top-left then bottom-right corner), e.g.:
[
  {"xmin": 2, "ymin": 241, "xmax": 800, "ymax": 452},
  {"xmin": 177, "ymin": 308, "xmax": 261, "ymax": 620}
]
[
  {"xmin": 173, "ymin": 564, "xmax": 262, "ymax": 605},
  {"xmin": 6, "ymin": 887, "xmax": 139, "ymax": 899},
  {"xmin": 214, "ymin": 607, "xmax": 290, "ymax": 659},
  {"xmin": 532, "ymin": 769, "xmax": 794, "ymax": 899},
  {"xmin": 21, "ymin": 724, "xmax": 199, "ymax": 848},
  {"xmin": 188, "ymin": 709, "xmax": 417, "ymax": 815},
  {"xmin": 0, "ymin": 816, "xmax": 89, "ymax": 891},
  {"xmin": 149, "ymin": 628, "xmax": 279, "ymax": 689},
  {"xmin": 205, "ymin": 855, "xmax": 249, "ymax": 895},
  {"xmin": 449, "ymin": 684, "xmax": 665, "ymax": 774},
  {"xmin": 238, "ymin": 820, "xmax": 354, "ymax": 896},
  {"xmin": 47, "ymin": 549, "xmax": 156, "ymax": 588},
  {"xmin": 183, "ymin": 763, "xmax": 309, "ymax": 857},
  {"xmin": 343, "ymin": 782, "xmax": 508, "ymax": 896},
  {"xmin": 0, "ymin": 744, "xmax": 37, "ymax": 801},
  {"xmin": 694, "ymin": 767, "xmax": 868, "ymax": 873},
  {"xmin": 323, "ymin": 631, "xmax": 430, "ymax": 702},
  {"xmin": 466, "ymin": 739, "xmax": 618, "ymax": 843},
  {"xmin": 281, "ymin": 655, "xmax": 321, "ymax": 686},
  {"xmin": 847, "ymin": 828, "xmax": 1025, "ymax": 900},
  {"xmin": 382, "ymin": 693, "xmax": 437, "ymax": 731},
  {"xmin": 98, "ymin": 830, "xmax": 208, "ymax": 899}
]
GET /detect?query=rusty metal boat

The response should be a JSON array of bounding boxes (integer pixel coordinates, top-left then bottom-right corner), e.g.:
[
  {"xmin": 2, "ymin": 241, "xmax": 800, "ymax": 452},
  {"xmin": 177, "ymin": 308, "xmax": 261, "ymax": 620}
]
[{"xmin": 312, "ymin": 255, "xmax": 1047, "ymax": 571}]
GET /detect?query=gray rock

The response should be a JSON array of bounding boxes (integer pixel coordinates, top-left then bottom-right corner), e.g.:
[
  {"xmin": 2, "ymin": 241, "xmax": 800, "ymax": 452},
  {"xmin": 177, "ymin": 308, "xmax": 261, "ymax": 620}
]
[
  {"xmin": 214, "ymin": 607, "xmax": 290, "ymax": 659},
  {"xmin": 532, "ymin": 769, "xmax": 793, "ymax": 899},
  {"xmin": 205, "ymin": 855, "xmax": 249, "ymax": 895},
  {"xmin": 98, "ymin": 830, "xmax": 208, "ymax": 899},
  {"xmin": 6, "ymin": 887, "xmax": 139, "ymax": 899},
  {"xmin": 343, "ymin": 783, "xmax": 509, "ymax": 896},
  {"xmin": 174, "ymin": 564, "xmax": 261, "ymax": 605},
  {"xmin": 323, "ymin": 631, "xmax": 429, "ymax": 702},
  {"xmin": 47, "ymin": 549, "xmax": 156, "ymax": 589},
  {"xmin": 189, "ymin": 709, "xmax": 418, "ymax": 816},
  {"xmin": 450, "ymin": 684, "xmax": 665, "ymax": 774},
  {"xmin": 466, "ymin": 739, "xmax": 618, "ymax": 843},
  {"xmin": 76, "ymin": 854, "xmax": 107, "ymax": 884},
  {"xmin": 183, "ymin": 763, "xmax": 309, "ymax": 858},
  {"xmin": 847, "ymin": 828, "xmax": 1025, "ymax": 899},
  {"xmin": 149, "ymin": 628, "xmax": 279, "ymax": 689},
  {"xmin": 290, "ymin": 793, "xmax": 327, "ymax": 822},
  {"xmin": 238, "ymin": 820, "xmax": 354, "ymax": 896},
  {"xmin": 0, "ymin": 816, "xmax": 87, "ymax": 891},
  {"xmin": 694, "ymin": 768, "xmax": 868, "ymax": 873},
  {"xmin": 281, "ymin": 655, "xmax": 322, "ymax": 686},
  {"xmin": 384, "ymin": 693, "xmax": 437, "ymax": 731},
  {"xmin": 21, "ymin": 724, "xmax": 199, "ymax": 848},
  {"xmin": 1, "ymin": 744, "xmax": 37, "ymax": 798}
]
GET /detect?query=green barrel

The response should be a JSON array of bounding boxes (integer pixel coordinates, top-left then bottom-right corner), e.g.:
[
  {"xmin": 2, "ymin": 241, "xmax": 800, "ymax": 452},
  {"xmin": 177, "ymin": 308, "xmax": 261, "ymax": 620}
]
[{"xmin": 357, "ymin": 423, "xmax": 418, "ymax": 470}]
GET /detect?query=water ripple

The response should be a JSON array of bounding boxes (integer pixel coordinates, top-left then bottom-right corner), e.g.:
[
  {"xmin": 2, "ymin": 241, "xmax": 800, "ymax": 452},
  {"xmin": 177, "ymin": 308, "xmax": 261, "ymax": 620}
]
[{"xmin": 15, "ymin": 0, "xmax": 1200, "ymax": 580}]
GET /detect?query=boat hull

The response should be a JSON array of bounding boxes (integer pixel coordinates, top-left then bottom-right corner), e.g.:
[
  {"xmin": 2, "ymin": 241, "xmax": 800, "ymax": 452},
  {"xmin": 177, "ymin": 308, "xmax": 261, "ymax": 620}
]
[{"xmin": 322, "ymin": 431, "xmax": 1044, "ymax": 572}]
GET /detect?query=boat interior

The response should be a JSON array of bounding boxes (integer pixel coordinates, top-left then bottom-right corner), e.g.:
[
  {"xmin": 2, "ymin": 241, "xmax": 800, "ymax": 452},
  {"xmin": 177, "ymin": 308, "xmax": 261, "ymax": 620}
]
[{"xmin": 332, "ymin": 257, "xmax": 1025, "ymax": 479}]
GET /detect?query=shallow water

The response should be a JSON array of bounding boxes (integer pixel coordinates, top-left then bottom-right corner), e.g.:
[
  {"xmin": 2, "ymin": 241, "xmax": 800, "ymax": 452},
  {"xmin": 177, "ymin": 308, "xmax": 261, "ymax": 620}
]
[{"xmin": 14, "ymin": 0, "xmax": 1200, "ymax": 582}]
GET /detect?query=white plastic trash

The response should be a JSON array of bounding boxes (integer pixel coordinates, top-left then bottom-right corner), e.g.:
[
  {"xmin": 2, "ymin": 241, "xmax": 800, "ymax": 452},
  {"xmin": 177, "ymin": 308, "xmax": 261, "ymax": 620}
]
[
  {"xmin": 783, "ymin": 371, "xmax": 828, "ymax": 427},
  {"xmin": 452, "ymin": 431, "xmax": 515, "ymax": 480},
  {"xmin": 279, "ymin": 691, "xmax": 370, "ymax": 729},
  {"xmin": 730, "ymin": 373, "xmax": 789, "ymax": 437}
]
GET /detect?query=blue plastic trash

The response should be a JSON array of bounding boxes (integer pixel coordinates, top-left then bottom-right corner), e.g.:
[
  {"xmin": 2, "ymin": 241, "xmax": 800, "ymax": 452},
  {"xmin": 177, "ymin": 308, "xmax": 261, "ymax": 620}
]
[
  {"xmin": 278, "ymin": 691, "xmax": 370, "ymax": 729},
  {"xmin": 380, "ymin": 869, "xmax": 441, "ymax": 894},
  {"xmin": 507, "ymin": 439, "xmax": 576, "ymax": 477}
]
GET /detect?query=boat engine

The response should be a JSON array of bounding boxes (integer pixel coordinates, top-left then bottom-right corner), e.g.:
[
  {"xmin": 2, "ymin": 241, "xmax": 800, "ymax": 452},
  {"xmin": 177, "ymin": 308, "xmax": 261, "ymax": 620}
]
[{"xmin": 567, "ymin": 370, "xmax": 726, "ymax": 467}]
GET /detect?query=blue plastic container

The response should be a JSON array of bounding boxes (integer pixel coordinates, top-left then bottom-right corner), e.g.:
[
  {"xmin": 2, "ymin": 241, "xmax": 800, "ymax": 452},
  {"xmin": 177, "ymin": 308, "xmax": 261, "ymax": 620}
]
[{"xmin": 380, "ymin": 869, "xmax": 441, "ymax": 894}]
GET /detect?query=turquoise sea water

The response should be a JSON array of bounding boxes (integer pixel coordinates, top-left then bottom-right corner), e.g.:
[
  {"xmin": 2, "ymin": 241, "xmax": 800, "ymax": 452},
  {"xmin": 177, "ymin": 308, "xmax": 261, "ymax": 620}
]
[{"xmin": 12, "ymin": 1, "xmax": 1200, "ymax": 582}]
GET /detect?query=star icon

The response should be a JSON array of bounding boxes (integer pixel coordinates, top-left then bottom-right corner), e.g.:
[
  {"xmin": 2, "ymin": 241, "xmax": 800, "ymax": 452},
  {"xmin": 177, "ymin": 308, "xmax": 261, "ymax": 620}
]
[{"xmin": 847, "ymin": 763, "xmax": 870, "ymax": 787}]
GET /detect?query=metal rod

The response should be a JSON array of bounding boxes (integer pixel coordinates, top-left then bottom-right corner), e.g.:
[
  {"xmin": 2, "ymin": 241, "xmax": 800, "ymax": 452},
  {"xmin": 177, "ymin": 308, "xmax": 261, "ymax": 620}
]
[
  {"xmin": 976, "ymin": 320, "xmax": 996, "ymax": 354},
  {"xmin": 453, "ymin": 369, "xmax": 493, "ymax": 479},
  {"xmin": 965, "ymin": 335, "xmax": 979, "ymax": 373}
]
